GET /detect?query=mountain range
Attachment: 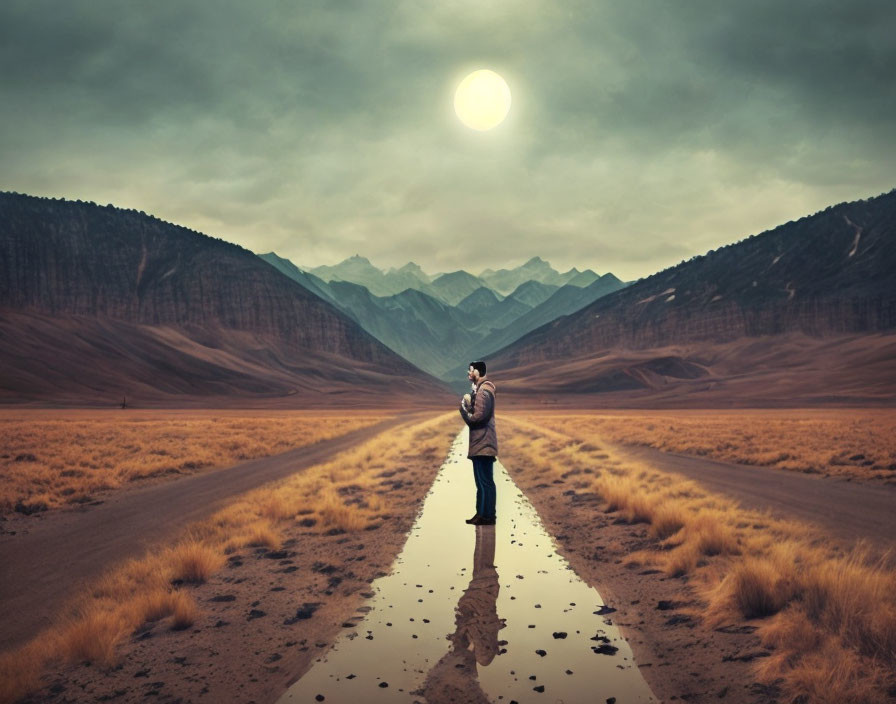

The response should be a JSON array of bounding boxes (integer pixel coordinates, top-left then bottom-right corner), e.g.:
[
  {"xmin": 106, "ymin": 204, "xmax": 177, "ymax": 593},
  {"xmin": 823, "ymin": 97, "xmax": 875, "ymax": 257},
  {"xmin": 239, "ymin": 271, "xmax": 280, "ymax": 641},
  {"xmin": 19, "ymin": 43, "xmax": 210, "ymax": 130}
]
[
  {"xmin": 259, "ymin": 252, "xmax": 626, "ymax": 379},
  {"xmin": 479, "ymin": 257, "xmax": 599, "ymax": 293},
  {"xmin": 0, "ymin": 193, "xmax": 449, "ymax": 406},
  {"xmin": 1, "ymin": 187, "xmax": 893, "ymax": 406},
  {"xmin": 301, "ymin": 254, "xmax": 603, "ymax": 303},
  {"xmin": 488, "ymin": 188, "xmax": 896, "ymax": 405}
]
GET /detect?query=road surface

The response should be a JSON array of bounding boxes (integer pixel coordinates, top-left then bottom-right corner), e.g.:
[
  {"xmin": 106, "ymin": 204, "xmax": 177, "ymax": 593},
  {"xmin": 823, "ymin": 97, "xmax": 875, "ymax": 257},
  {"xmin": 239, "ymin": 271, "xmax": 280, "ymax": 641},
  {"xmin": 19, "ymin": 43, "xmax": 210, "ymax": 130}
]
[{"xmin": 609, "ymin": 442, "xmax": 896, "ymax": 551}]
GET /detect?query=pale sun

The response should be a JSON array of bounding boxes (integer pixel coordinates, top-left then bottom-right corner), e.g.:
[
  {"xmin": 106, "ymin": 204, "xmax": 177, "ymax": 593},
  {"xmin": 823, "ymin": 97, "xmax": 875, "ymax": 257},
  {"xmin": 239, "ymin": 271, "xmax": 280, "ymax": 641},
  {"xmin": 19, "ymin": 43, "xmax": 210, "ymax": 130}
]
[{"xmin": 454, "ymin": 70, "xmax": 512, "ymax": 131}]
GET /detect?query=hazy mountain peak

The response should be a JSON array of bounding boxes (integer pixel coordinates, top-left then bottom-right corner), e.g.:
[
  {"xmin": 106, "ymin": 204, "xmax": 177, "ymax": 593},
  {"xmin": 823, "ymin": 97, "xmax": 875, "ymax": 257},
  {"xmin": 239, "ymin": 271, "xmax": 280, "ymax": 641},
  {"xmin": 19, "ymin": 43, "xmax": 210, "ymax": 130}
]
[
  {"xmin": 479, "ymin": 257, "xmax": 566, "ymax": 293},
  {"xmin": 434, "ymin": 269, "xmax": 477, "ymax": 282},
  {"xmin": 295, "ymin": 252, "xmax": 616, "ymax": 305},
  {"xmin": 457, "ymin": 286, "xmax": 502, "ymax": 313},
  {"xmin": 507, "ymin": 279, "xmax": 561, "ymax": 307},
  {"xmin": 430, "ymin": 270, "xmax": 489, "ymax": 306},
  {"xmin": 520, "ymin": 256, "xmax": 555, "ymax": 273},
  {"xmin": 567, "ymin": 269, "xmax": 601, "ymax": 287},
  {"xmin": 513, "ymin": 279, "xmax": 548, "ymax": 292},
  {"xmin": 394, "ymin": 261, "xmax": 431, "ymax": 282}
]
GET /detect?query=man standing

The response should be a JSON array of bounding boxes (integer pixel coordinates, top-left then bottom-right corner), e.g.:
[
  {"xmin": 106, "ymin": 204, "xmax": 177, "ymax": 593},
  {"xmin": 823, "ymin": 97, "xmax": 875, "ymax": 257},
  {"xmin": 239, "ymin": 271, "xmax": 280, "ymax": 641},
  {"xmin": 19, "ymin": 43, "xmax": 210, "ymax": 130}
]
[{"xmin": 459, "ymin": 360, "xmax": 498, "ymax": 526}]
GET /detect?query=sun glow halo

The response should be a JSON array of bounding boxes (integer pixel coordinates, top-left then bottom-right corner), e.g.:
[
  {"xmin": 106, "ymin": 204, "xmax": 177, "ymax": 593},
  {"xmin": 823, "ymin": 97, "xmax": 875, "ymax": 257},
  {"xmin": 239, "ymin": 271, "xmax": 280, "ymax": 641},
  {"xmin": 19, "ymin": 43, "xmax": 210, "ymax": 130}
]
[{"xmin": 454, "ymin": 70, "xmax": 512, "ymax": 131}]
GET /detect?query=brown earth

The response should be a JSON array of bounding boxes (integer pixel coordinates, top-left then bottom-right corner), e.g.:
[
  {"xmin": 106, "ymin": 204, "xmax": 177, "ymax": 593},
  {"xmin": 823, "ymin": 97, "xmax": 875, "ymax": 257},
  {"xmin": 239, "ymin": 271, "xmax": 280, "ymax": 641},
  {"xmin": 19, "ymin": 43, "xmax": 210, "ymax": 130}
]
[
  {"xmin": 497, "ymin": 412, "xmax": 896, "ymax": 703},
  {"xmin": 495, "ymin": 332, "xmax": 896, "ymax": 408},
  {"xmin": 0, "ymin": 309, "xmax": 454, "ymax": 408},
  {"xmin": 499, "ymin": 454, "xmax": 781, "ymax": 704},
  {"xmin": 0, "ymin": 409, "xmax": 391, "ymax": 514},
  {"xmin": 516, "ymin": 408, "xmax": 896, "ymax": 483},
  {"xmin": 6, "ymin": 407, "xmax": 894, "ymax": 703},
  {"xmin": 15, "ymin": 432, "xmax": 453, "ymax": 704},
  {"xmin": 0, "ymin": 414, "xmax": 428, "ymax": 651},
  {"xmin": 607, "ymin": 442, "xmax": 896, "ymax": 551},
  {"xmin": 504, "ymin": 408, "xmax": 896, "ymax": 550}
]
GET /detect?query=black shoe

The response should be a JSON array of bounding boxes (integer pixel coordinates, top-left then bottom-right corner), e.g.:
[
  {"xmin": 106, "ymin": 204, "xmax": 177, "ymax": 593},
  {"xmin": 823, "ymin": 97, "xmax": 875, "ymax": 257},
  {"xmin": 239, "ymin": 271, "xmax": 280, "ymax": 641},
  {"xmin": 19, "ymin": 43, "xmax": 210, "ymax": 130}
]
[
  {"xmin": 465, "ymin": 514, "xmax": 481, "ymax": 524},
  {"xmin": 476, "ymin": 516, "xmax": 496, "ymax": 525}
]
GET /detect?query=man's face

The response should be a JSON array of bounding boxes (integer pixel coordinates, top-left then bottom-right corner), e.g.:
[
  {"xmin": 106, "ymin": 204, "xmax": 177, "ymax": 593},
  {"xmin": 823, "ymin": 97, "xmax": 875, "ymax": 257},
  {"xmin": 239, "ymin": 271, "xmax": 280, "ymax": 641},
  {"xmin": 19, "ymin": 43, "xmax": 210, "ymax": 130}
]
[{"xmin": 468, "ymin": 366, "xmax": 478, "ymax": 382}]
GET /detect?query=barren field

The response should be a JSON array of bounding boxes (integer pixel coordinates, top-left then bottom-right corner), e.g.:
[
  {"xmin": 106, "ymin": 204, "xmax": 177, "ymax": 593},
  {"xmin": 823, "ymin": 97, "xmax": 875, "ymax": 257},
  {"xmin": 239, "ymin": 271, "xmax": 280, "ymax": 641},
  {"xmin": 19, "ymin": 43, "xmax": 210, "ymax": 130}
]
[
  {"xmin": 0, "ymin": 409, "xmax": 388, "ymax": 514},
  {"xmin": 499, "ymin": 414, "xmax": 896, "ymax": 704},
  {"xmin": 517, "ymin": 408, "xmax": 896, "ymax": 483},
  {"xmin": 0, "ymin": 413, "xmax": 457, "ymax": 704},
  {"xmin": 3, "ymin": 407, "xmax": 894, "ymax": 704}
]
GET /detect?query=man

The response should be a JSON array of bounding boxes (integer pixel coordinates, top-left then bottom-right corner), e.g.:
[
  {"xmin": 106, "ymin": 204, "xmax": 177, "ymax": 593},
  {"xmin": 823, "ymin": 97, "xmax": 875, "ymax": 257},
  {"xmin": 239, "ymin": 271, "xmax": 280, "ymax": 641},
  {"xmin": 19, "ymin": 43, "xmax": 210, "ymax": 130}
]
[{"xmin": 459, "ymin": 360, "xmax": 498, "ymax": 526}]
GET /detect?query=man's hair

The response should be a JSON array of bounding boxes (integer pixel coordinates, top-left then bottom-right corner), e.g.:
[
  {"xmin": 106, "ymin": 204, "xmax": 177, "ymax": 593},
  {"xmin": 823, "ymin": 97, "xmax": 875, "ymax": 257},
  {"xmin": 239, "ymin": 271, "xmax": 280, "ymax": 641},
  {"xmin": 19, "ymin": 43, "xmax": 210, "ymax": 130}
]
[{"xmin": 469, "ymin": 360, "xmax": 487, "ymax": 376}]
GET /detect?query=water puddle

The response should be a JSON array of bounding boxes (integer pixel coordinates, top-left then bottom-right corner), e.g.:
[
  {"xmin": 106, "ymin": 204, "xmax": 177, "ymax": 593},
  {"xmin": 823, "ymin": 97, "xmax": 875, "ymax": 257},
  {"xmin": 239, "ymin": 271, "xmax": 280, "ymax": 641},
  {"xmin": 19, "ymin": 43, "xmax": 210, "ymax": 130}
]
[{"xmin": 277, "ymin": 430, "xmax": 656, "ymax": 703}]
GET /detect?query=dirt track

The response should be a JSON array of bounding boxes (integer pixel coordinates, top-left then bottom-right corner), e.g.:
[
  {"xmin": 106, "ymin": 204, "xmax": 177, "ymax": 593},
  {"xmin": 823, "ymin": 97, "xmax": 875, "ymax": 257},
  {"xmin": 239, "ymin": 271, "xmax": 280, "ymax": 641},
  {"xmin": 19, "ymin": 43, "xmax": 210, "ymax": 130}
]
[
  {"xmin": 609, "ymin": 442, "xmax": 896, "ymax": 551},
  {"xmin": 0, "ymin": 414, "xmax": 426, "ymax": 651}
]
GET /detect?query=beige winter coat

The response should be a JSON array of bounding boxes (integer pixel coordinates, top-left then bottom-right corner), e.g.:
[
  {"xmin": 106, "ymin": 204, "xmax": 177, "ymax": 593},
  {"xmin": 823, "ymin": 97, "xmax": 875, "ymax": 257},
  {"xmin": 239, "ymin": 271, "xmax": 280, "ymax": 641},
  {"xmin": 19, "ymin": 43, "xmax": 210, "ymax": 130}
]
[{"xmin": 459, "ymin": 378, "xmax": 498, "ymax": 458}]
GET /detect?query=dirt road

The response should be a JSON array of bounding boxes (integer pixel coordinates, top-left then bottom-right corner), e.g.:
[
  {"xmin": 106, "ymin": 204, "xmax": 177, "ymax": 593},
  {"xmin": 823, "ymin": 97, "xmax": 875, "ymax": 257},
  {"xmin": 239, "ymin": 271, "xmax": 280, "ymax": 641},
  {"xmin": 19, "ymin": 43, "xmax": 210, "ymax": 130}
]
[
  {"xmin": 0, "ymin": 414, "xmax": 427, "ymax": 651},
  {"xmin": 610, "ymin": 442, "xmax": 896, "ymax": 551},
  {"xmin": 275, "ymin": 435, "xmax": 657, "ymax": 704}
]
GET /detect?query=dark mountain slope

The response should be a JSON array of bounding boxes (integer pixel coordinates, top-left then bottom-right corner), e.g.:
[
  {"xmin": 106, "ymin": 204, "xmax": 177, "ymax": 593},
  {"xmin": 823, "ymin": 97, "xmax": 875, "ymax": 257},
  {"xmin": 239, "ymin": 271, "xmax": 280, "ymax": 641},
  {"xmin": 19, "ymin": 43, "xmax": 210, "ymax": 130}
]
[
  {"xmin": 328, "ymin": 283, "xmax": 477, "ymax": 377},
  {"xmin": 494, "ymin": 189, "xmax": 896, "ymax": 367},
  {"xmin": 0, "ymin": 193, "xmax": 448, "ymax": 404},
  {"xmin": 479, "ymin": 273, "xmax": 628, "ymax": 357},
  {"xmin": 257, "ymin": 252, "xmax": 338, "ymax": 307},
  {"xmin": 489, "ymin": 189, "xmax": 896, "ymax": 405}
]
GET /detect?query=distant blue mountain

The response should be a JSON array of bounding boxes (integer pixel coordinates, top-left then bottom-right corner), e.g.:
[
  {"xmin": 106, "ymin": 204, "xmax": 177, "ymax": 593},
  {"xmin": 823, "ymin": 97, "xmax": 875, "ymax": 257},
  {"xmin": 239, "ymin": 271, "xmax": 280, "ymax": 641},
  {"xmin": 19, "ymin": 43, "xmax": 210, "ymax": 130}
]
[{"xmin": 259, "ymin": 252, "xmax": 627, "ymax": 379}]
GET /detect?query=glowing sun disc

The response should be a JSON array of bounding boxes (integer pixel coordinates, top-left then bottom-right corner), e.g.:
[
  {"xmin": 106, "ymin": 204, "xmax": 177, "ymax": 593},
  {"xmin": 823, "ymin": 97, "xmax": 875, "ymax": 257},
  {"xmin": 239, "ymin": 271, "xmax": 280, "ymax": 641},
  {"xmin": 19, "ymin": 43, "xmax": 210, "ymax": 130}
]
[{"xmin": 454, "ymin": 69, "xmax": 511, "ymax": 131}]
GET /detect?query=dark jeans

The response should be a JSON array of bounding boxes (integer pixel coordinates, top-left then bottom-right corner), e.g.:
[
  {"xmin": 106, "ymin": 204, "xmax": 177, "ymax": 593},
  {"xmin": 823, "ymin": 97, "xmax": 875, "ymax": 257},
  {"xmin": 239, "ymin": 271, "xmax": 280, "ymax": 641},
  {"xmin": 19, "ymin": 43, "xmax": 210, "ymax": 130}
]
[{"xmin": 472, "ymin": 456, "xmax": 496, "ymax": 520}]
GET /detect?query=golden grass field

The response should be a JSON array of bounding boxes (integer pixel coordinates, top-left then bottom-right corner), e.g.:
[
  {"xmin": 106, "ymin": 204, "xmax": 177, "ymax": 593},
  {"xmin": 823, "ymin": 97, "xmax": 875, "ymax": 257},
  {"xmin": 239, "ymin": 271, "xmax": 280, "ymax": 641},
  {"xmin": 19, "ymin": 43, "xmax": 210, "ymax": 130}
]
[
  {"xmin": 0, "ymin": 413, "xmax": 457, "ymax": 704},
  {"xmin": 525, "ymin": 408, "xmax": 896, "ymax": 482},
  {"xmin": 0, "ymin": 409, "xmax": 388, "ymax": 514},
  {"xmin": 501, "ymin": 414, "xmax": 896, "ymax": 704}
]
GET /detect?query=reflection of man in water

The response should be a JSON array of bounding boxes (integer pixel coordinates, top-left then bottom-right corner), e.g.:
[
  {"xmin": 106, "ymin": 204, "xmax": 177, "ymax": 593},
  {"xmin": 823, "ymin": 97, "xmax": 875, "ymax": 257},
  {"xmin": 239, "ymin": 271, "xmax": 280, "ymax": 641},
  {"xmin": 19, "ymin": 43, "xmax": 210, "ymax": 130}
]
[{"xmin": 420, "ymin": 525, "xmax": 505, "ymax": 703}]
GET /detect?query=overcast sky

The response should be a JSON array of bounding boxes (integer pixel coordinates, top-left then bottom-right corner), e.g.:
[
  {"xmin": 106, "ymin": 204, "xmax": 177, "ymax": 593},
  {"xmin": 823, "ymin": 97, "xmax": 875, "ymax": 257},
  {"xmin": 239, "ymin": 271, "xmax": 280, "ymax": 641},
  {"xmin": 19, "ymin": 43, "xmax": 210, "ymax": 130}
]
[{"xmin": 1, "ymin": 1, "xmax": 894, "ymax": 281}]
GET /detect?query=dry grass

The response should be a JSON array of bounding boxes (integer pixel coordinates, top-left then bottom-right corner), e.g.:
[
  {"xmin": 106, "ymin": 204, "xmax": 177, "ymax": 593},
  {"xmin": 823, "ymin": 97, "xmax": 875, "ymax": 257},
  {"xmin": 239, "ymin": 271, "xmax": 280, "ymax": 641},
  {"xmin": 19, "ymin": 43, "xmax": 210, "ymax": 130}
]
[
  {"xmin": 169, "ymin": 591, "xmax": 200, "ymax": 631},
  {"xmin": 709, "ymin": 554, "xmax": 797, "ymax": 619},
  {"xmin": 0, "ymin": 639, "xmax": 53, "ymax": 704},
  {"xmin": 0, "ymin": 412, "xmax": 457, "ymax": 704},
  {"xmin": 166, "ymin": 539, "xmax": 226, "ymax": 584},
  {"xmin": 0, "ymin": 409, "xmax": 388, "ymax": 514},
  {"xmin": 523, "ymin": 408, "xmax": 896, "ymax": 482},
  {"xmin": 649, "ymin": 504, "xmax": 687, "ymax": 540},
  {"xmin": 501, "ymin": 415, "xmax": 896, "ymax": 704},
  {"xmin": 56, "ymin": 605, "xmax": 129, "ymax": 666}
]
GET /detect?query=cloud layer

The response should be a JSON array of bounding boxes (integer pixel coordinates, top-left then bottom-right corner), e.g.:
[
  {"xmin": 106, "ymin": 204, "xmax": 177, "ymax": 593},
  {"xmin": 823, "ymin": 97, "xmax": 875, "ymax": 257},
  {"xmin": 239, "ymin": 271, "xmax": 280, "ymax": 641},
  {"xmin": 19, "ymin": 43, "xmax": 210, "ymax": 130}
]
[{"xmin": 1, "ymin": 0, "xmax": 894, "ymax": 280}]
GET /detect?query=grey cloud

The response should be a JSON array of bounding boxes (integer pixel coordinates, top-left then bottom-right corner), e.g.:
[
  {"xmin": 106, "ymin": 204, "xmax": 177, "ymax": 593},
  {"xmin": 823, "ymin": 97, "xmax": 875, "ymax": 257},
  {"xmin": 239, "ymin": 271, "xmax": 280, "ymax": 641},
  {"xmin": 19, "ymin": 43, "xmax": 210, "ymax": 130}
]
[{"xmin": 0, "ymin": 0, "xmax": 893, "ymax": 282}]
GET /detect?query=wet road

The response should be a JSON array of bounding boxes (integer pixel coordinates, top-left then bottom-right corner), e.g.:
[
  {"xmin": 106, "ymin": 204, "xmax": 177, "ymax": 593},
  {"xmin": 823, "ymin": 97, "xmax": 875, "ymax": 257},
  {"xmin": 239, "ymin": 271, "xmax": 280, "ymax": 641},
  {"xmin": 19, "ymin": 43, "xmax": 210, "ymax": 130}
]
[{"xmin": 277, "ymin": 430, "xmax": 656, "ymax": 704}]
